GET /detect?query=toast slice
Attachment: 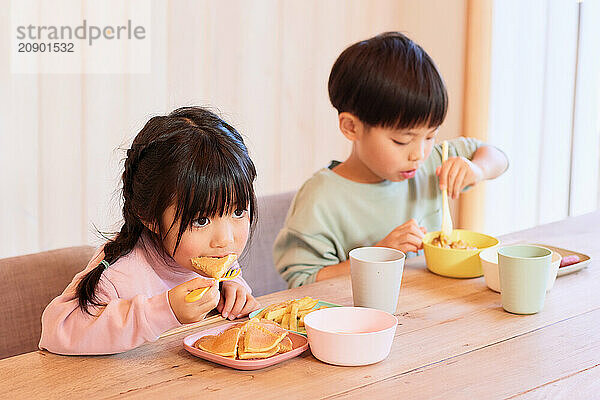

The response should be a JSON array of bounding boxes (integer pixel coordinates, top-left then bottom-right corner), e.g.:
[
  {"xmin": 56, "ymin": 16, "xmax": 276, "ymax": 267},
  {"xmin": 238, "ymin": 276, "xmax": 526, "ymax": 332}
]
[
  {"xmin": 194, "ymin": 325, "xmax": 243, "ymax": 358},
  {"xmin": 190, "ymin": 254, "xmax": 237, "ymax": 279},
  {"xmin": 194, "ymin": 318, "xmax": 292, "ymax": 360},
  {"xmin": 278, "ymin": 336, "xmax": 293, "ymax": 353}
]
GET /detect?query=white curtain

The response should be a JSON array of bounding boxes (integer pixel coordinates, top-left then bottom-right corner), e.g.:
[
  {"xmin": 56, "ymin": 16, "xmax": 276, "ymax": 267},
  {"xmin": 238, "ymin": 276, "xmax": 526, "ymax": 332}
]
[
  {"xmin": 484, "ymin": 0, "xmax": 600, "ymax": 236},
  {"xmin": 0, "ymin": 0, "xmax": 468, "ymax": 258}
]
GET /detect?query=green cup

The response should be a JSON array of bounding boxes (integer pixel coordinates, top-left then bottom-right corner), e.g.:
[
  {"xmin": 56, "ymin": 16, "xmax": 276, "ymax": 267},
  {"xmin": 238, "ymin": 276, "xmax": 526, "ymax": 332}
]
[{"xmin": 498, "ymin": 245, "xmax": 552, "ymax": 314}]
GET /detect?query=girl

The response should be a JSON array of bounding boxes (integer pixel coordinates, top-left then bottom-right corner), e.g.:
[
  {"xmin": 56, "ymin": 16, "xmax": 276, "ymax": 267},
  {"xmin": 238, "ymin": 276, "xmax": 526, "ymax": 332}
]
[{"xmin": 39, "ymin": 107, "xmax": 260, "ymax": 355}]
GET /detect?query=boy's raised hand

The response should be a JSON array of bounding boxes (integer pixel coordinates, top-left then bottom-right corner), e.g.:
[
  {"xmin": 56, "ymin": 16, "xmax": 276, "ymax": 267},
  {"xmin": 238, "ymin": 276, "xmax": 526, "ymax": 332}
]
[
  {"xmin": 217, "ymin": 281, "xmax": 260, "ymax": 320},
  {"xmin": 436, "ymin": 156, "xmax": 484, "ymax": 199},
  {"xmin": 168, "ymin": 277, "xmax": 220, "ymax": 324},
  {"xmin": 376, "ymin": 219, "xmax": 427, "ymax": 254}
]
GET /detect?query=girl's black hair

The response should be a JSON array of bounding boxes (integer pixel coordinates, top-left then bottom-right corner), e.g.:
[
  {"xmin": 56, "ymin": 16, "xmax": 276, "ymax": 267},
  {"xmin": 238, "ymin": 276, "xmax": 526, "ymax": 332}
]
[
  {"xmin": 76, "ymin": 107, "xmax": 257, "ymax": 315},
  {"xmin": 328, "ymin": 31, "xmax": 448, "ymax": 130}
]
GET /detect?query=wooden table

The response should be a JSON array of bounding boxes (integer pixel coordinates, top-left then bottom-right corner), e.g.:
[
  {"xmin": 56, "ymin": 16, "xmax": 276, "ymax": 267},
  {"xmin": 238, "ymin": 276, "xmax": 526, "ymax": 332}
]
[{"xmin": 1, "ymin": 212, "xmax": 599, "ymax": 399}]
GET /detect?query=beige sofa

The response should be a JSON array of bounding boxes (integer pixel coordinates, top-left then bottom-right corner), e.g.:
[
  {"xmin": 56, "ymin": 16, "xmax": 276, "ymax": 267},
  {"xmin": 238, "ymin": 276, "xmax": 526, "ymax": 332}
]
[{"xmin": 0, "ymin": 192, "xmax": 294, "ymax": 359}]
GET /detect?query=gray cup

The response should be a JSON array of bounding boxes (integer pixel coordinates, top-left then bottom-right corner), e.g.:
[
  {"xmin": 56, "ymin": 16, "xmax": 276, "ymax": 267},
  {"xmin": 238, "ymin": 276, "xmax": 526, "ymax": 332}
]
[
  {"xmin": 498, "ymin": 245, "xmax": 552, "ymax": 314},
  {"xmin": 349, "ymin": 247, "xmax": 405, "ymax": 314}
]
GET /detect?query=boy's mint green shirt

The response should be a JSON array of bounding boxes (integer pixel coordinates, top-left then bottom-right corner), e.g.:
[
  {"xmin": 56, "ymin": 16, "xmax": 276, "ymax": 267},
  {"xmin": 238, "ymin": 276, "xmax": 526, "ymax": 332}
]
[{"xmin": 273, "ymin": 137, "xmax": 483, "ymax": 288}]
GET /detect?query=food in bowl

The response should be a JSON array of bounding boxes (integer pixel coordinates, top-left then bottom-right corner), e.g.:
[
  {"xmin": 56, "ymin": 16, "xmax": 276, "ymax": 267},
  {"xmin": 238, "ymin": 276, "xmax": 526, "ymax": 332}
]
[
  {"xmin": 423, "ymin": 229, "xmax": 499, "ymax": 278},
  {"xmin": 430, "ymin": 233, "xmax": 477, "ymax": 250},
  {"xmin": 194, "ymin": 318, "xmax": 292, "ymax": 360},
  {"xmin": 303, "ymin": 307, "xmax": 398, "ymax": 366},
  {"xmin": 253, "ymin": 297, "xmax": 326, "ymax": 333}
]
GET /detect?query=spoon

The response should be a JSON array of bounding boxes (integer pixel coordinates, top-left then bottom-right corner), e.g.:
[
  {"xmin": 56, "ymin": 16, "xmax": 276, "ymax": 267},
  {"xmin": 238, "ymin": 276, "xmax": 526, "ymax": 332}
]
[
  {"xmin": 440, "ymin": 140, "xmax": 453, "ymax": 238},
  {"xmin": 184, "ymin": 268, "xmax": 242, "ymax": 303}
]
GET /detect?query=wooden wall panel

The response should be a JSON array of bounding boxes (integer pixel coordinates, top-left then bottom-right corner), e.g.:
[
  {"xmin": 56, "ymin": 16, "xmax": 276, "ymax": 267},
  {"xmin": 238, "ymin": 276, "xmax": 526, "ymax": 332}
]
[{"xmin": 1, "ymin": 0, "xmax": 468, "ymax": 257}]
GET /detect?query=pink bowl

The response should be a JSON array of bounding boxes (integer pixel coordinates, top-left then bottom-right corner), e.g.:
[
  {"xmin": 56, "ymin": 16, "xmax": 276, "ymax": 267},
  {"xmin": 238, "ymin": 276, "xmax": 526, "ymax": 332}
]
[{"xmin": 303, "ymin": 307, "xmax": 398, "ymax": 366}]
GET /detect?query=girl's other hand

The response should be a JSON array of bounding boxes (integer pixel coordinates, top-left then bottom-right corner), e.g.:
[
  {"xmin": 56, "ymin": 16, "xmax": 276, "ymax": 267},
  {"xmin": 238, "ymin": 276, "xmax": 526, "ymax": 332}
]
[
  {"xmin": 376, "ymin": 219, "xmax": 427, "ymax": 254},
  {"xmin": 217, "ymin": 281, "xmax": 260, "ymax": 320},
  {"xmin": 436, "ymin": 157, "xmax": 484, "ymax": 199},
  {"xmin": 168, "ymin": 277, "xmax": 220, "ymax": 324}
]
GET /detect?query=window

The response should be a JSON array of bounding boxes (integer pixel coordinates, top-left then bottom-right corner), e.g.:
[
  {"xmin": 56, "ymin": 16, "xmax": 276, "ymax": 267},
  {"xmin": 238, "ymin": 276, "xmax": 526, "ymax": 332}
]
[{"xmin": 485, "ymin": 0, "xmax": 600, "ymax": 235}]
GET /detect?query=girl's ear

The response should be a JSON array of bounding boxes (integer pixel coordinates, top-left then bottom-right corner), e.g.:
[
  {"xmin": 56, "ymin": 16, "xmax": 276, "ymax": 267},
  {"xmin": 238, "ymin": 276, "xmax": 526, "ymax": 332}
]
[{"xmin": 338, "ymin": 112, "xmax": 364, "ymax": 141}]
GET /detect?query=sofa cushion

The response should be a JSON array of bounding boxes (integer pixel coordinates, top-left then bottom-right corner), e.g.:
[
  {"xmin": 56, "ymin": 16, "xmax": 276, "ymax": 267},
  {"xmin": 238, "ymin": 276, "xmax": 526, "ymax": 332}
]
[
  {"xmin": 0, "ymin": 246, "xmax": 95, "ymax": 359},
  {"xmin": 238, "ymin": 191, "xmax": 294, "ymax": 296}
]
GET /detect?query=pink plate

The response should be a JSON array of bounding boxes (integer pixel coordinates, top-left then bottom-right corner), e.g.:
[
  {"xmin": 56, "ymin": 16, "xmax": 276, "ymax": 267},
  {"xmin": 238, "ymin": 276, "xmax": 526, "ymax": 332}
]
[{"xmin": 183, "ymin": 323, "xmax": 309, "ymax": 370}]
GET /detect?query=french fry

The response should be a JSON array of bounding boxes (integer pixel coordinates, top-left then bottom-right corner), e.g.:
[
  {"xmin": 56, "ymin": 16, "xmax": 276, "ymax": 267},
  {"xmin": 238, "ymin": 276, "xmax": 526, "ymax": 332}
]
[
  {"xmin": 295, "ymin": 297, "xmax": 318, "ymax": 311},
  {"xmin": 299, "ymin": 306, "xmax": 328, "ymax": 325},
  {"xmin": 289, "ymin": 303, "xmax": 299, "ymax": 331},
  {"xmin": 265, "ymin": 307, "xmax": 287, "ymax": 321},
  {"xmin": 256, "ymin": 298, "xmax": 328, "ymax": 332},
  {"xmin": 281, "ymin": 314, "xmax": 290, "ymax": 330},
  {"xmin": 298, "ymin": 308, "xmax": 315, "ymax": 318},
  {"xmin": 255, "ymin": 304, "xmax": 275, "ymax": 319},
  {"xmin": 293, "ymin": 296, "xmax": 312, "ymax": 310},
  {"xmin": 299, "ymin": 314, "xmax": 306, "ymax": 326}
]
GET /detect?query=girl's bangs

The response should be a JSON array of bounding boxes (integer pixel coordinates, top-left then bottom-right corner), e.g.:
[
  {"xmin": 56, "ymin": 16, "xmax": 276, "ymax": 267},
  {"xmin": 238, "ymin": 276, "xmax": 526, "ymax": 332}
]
[
  {"xmin": 190, "ymin": 163, "xmax": 253, "ymax": 219},
  {"xmin": 174, "ymin": 144, "xmax": 255, "ymax": 235}
]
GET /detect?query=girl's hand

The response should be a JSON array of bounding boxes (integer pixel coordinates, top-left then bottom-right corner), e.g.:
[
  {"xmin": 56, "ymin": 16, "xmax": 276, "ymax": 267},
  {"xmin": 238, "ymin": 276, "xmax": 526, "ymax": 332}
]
[
  {"xmin": 376, "ymin": 219, "xmax": 427, "ymax": 254},
  {"xmin": 436, "ymin": 157, "xmax": 484, "ymax": 199},
  {"xmin": 217, "ymin": 281, "xmax": 260, "ymax": 320},
  {"xmin": 168, "ymin": 277, "xmax": 220, "ymax": 324}
]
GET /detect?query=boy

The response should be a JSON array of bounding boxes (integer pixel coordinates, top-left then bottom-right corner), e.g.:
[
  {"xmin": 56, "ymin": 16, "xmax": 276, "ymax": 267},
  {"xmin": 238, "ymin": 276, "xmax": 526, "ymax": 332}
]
[{"xmin": 274, "ymin": 32, "xmax": 508, "ymax": 287}]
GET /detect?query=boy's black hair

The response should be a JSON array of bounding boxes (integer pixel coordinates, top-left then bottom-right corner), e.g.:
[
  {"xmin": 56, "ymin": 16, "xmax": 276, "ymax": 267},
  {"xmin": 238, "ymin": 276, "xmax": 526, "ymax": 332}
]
[{"xmin": 328, "ymin": 31, "xmax": 448, "ymax": 130}]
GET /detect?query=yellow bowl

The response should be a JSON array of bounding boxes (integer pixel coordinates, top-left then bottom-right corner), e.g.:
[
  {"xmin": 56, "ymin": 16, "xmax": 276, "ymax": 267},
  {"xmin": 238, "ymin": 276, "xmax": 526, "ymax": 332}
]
[{"xmin": 423, "ymin": 230, "xmax": 499, "ymax": 278}]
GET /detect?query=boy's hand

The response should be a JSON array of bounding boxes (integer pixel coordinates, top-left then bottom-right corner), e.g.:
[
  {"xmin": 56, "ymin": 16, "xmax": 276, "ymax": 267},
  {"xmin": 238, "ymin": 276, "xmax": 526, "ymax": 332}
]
[
  {"xmin": 217, "ymin": 281, "xmax": 260, "ymax": 320},
  {"xmin": 376, "ymin": 219, "xmax": 427, "ymax": 254},
  {"xmin": 436, "ymin": 157, "xmax": 484, "ymax": 199},
  {"xmin": 168, "ymin": 277, "xmax": 220, "ymax": 324}
]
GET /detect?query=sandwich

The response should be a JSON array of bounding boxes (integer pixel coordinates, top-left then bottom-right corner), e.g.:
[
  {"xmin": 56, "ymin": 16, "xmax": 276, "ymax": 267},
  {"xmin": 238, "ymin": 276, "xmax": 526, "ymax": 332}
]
[
  {"xmin": 194, "ymin": 318, "xmax": 294, "ymax": 360},
  {"xmin": 190, "ymin": 254, "xmax": 238, "ymax": 279},
  {"xmin": 195, "ymin": 325, "xmax": 243, "ymax": 359}
]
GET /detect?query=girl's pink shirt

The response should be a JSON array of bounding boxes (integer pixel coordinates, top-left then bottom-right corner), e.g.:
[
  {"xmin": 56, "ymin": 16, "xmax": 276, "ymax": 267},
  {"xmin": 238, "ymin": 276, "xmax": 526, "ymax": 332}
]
[{"xmin": 38, "ymin": 237, "xmax": 252, "ymax": 355}]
